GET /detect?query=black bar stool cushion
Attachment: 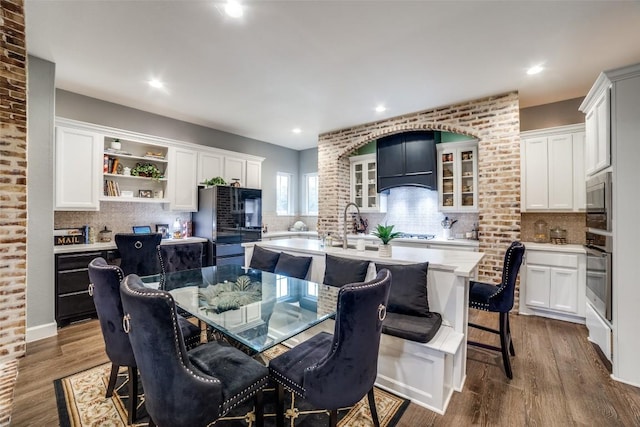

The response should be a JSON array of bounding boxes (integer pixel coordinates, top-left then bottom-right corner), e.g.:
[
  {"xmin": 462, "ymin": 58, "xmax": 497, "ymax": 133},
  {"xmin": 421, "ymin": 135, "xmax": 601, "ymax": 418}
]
[
  {"xmin": 382, "ymin": 311, "xmax": 442, "ymax": 343},
  {"xmin": 375, "ymin": 261, "xmax": 430, "ymax": 316},
  {"xmin": 323, "ymin": 254, "xmax": 369, "ymax": 287},
  {"xmin": 249, "ymin": 245, "xmax": 281, "ymax": 272},
  {"xmin": 274, "ymin": 252, "xmax": 313, "ymax": 280}
]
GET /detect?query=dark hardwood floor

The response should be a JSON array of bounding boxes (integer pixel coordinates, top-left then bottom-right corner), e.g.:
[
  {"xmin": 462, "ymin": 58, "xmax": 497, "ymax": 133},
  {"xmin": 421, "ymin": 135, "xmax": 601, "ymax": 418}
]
[{"xmin": 11, "ymin": 311, "xmax": 640, "ymax": 426}]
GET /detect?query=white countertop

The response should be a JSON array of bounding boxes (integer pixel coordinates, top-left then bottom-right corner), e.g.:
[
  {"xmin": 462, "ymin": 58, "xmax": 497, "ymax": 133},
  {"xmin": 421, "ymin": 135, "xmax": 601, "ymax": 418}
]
[
  {"xmin": 245, "ymin": 238, "xmax": 484, "ymax": 278},
  {"xmin": 53, "ymin": 236, "xmax": 208, "ymax": 254},
  {"xmin": 262, "ymin": 230, "xmax": 479, "ymax": 248},
  {"xmin": 522, "ymin": 242, "xmax": 586, "ymax": 253}
]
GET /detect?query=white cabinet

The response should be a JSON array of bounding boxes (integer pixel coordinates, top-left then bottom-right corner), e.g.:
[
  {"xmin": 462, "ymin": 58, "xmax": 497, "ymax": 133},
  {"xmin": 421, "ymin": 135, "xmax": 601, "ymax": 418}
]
[
  {"xmin": 582, "ymin": 88, "xmax": 611, "ymax": 176},
  {"xmin": 197, "ymin": 152, "xmax": 224, "ymax": 185},
  {"xmin": 246, "ymin": 160, "xmax": 262, "ymax": 189},
  {"xmin": 167, "ymin": 147, "xmax": 198, "ymax": 211},
  {"xmin": 197, "ymin": 150, "xmax": 263, "ymax": 189},
  {"xmin": 436, "ymin": 140, "xmax": 478, "ymax": 212},
  {"xmin": 520, "ymin": 244, "xmax": 586, "ymax": 323},
  {"xmin": 349, "ymin": 154, "xmax": 387, "ymax": 212},
  {"xmin": 54, "ymin": 125, "xmax": 102, "ymax": 211},
  {"xmin": 520, "ymin": 125, "xmax": 586, "ymax": 211}
]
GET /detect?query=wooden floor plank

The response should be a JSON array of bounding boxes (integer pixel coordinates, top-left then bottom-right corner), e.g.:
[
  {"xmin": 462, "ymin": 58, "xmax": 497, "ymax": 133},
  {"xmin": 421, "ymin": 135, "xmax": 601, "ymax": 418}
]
[{"xmin": 10, "ymin": 312, "xmax": 640, "ymax": 426}]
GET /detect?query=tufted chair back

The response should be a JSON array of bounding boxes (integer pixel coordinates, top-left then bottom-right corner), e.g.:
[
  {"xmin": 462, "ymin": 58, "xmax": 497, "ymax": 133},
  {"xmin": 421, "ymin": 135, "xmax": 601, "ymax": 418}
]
[
  {"xmin": 120, "ymin": 274, "xmax": 225, "ymax": 426},
  {"xmin": 88, "ymin": 257, "xmax": 135, "ymax": 367},
  {"xmin": 304, "ymin": 268, "xmax": 391, "ymax": 408},
  {"xmin": 115, "ymin": 233, "xmax": 162, "ymax": 276},
  {"xmin": 475, "ymin": 241, "xmax": 525, "ymax": 313},
  {"xmin": 157, "ymin": 243, "xmax": 203, "ymax": 290}
]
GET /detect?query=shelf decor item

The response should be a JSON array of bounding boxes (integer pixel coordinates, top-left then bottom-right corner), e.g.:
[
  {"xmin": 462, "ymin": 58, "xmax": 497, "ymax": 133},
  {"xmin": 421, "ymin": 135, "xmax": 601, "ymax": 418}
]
[
  {"xmin": 139, "ymin": 189, "xmax": 153, "ymax": 198},
  {"xmin": 131, "ymin": 163, "xmax": 163, "ymax": 180},
  {"xmin": 201, "ymin": 176, "xmax": 227, "ymax": 187},
  {"xmin": 372, "ymin": 223, "xmax": 400, "ymax": 257}
]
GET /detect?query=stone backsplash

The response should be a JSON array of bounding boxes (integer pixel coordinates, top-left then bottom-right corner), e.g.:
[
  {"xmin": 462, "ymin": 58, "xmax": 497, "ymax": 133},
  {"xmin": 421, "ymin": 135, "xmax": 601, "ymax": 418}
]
[
  {"xmin": 520, "ymin": 212, "xmax": 586, "ymax": 245},
  {"xmin": 54, "ymin": 202, "xmax": 192, "ymax": 236}
]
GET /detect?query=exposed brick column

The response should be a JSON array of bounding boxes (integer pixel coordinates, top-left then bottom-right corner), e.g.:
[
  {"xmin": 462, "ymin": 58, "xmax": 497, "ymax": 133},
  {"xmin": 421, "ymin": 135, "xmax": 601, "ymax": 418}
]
[
  {"xmin": 0, "ymin": 0, "xmax": 28, "ymax": 359},
  {"xmin": 317, "ymin": 92, "xmax": 521, "ymax": 285}
]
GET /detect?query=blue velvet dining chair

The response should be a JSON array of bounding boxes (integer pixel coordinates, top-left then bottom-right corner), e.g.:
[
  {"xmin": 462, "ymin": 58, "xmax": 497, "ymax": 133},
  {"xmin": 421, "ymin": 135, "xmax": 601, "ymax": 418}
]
[
  {"xmin": 115, "ymin": 233, "xmax": 162, "ymax": 276},
  {"xmin": 120, "ymin": 274, "xmax": 269, "ymax": 427},
  {"xmin": 88, "ymin": 257, "xmax": 202, "ymax": 425},
  {"xmin": 157, "ymin": 242, "xmax": 203, "ymax": 289},
  {"xmin": 269, "ymin": 269, "xmax": 392, "ymax": 427},
  {"xmin": 468, "ymin": 241, "xmax": 525, "ymax": 379}
]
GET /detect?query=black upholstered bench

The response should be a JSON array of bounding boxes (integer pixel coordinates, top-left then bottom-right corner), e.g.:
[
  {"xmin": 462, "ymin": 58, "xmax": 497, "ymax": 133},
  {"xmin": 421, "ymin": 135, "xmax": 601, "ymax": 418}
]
[{"xmin": 375, "ymin": 261, "xmax": 442, "ymax": 344}]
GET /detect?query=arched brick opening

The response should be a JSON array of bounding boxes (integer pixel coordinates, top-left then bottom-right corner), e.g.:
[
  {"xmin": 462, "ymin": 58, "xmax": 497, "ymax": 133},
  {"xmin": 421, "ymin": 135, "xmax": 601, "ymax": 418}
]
[{"xmin": 317, "ymin": 92, "xmax": 521, "ymax": 286}]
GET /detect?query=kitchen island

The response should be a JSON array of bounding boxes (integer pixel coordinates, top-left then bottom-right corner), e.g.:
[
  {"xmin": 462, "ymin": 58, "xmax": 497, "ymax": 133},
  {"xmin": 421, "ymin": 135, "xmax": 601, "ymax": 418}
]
[{"xmin": 243, "ymin": 238, "xmax": 484, "ymax": 414}]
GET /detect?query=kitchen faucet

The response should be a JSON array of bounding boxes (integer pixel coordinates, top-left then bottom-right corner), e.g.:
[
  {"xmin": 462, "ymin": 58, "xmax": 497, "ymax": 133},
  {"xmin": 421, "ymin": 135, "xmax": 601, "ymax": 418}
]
[{"xmin": 343, "ymin": 202, "xmax": 361, "ymax": 249}]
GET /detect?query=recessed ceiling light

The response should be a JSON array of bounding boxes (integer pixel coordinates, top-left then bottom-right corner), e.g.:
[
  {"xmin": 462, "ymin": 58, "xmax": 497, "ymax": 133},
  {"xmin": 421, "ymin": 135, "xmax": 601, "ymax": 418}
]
[
  {"xmin": 292, "ymin": 128, "xmax": 302, "ymax": 134},
  {"xmin": 148, "ymin": 79, "xmax": 164, "ymax": 89},
  {"xmin": 375, "ymin": 105, "xmax": 387, "ymax": 113},
  {"xmin": 225, "ymin": 0, "xmax": 243, "ymax": 18},
  {"xmin": 527, "ymin": 65, "xmax": 544, "ymax": 75}
]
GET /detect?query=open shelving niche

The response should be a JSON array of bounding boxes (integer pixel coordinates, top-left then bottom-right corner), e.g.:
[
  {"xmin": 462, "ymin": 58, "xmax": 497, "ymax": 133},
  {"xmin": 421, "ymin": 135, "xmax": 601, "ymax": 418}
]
[{"xmin": 101, "ymin": 136, "xmax": 170, "ymax": 203}]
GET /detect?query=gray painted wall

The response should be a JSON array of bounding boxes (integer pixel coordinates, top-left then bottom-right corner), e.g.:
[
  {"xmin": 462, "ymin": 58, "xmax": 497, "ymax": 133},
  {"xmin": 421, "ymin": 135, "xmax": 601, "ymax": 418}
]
[
  {"xmin": 27, "ymin": 56, "xmax": 56, "ymax": 332},
  {"xmin": 520, "ymin": 97, "xmax": 585, "ymax": 131},
  {"xmin": 56, "ymin": 90, "xmax": 301, "ymax": 212}
]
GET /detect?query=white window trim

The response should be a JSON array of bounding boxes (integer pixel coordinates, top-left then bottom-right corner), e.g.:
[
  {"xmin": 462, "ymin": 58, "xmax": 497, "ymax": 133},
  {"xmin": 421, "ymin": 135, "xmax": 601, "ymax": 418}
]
[
  {"xmin": 276, "ymin": 171, "xmax": 294, "ymax": 216},
  {"xmin": 304, "ymin": 172, "xmax": 319, "ymax": 215}
]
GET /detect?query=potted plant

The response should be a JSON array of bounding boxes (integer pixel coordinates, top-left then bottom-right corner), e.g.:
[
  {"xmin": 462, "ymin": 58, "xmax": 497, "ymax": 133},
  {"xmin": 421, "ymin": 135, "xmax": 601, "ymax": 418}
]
[
  {"xmin": 372, "ymin": 223, "xmax": 401, "ymax": 257},
  {"xmin": 201, "ymin": 176, "xmax": 227, "ymax": 187},
  {"xmin": 131, "ymin": 163, "xmax": 163, "ymax": 180}
]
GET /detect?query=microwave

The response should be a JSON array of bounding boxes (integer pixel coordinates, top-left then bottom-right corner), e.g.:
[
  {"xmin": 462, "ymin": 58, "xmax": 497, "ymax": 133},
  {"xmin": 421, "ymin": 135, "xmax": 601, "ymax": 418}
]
[{"xmin": 586, "ymin": 172, "xmax": 612, "ymax": 232}]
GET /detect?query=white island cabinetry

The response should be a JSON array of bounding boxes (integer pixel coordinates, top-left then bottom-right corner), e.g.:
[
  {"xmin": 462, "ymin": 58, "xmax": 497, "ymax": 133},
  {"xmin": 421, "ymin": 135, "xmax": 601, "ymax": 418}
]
[{"xmin": 243, "ymin": 238, "xmax": 484, "ymax": 414}]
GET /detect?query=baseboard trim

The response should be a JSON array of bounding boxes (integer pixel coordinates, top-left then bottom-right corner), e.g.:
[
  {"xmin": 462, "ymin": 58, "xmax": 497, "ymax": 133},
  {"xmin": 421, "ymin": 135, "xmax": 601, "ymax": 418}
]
[{"xmin": 26, "ymin": 322, "xmax": 57, "ymax": 343}]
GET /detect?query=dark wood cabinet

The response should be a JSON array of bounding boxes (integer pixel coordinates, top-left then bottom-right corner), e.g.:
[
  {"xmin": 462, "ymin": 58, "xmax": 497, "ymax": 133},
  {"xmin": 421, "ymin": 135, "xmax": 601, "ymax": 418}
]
[
  {"xmin": 55, "ymin": 249, "xmax": 120, "ymax": 326},
  {"xmin": 376, "ymin": 131, "xmax": 437, "ymax": 191}
]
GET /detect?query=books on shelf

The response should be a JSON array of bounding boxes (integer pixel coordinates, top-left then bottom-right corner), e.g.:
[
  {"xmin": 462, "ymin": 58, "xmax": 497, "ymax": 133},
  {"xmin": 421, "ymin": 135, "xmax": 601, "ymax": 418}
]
[{"xmin": 104, "ymin": 180, "xmax": 121, "ymax": 197}]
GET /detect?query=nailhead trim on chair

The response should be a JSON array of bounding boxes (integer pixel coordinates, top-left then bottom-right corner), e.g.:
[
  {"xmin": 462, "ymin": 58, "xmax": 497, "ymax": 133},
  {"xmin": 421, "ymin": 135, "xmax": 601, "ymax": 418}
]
[
  {"xmin": 469, "ymin": 242, "xmax": 522, "ymax": 312},
  {"xmin": 123, "ymin": 281, "xmax": 221, "ymax": 385},
  {"xmin": 272, "ymin": 269, "xmax": 392, "ymax": 398}
]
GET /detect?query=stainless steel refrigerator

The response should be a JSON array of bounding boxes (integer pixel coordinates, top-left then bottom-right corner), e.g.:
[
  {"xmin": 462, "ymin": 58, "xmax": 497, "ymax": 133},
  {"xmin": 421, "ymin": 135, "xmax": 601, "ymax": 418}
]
[{"xmin": 192, "ymin": 186, "xmax": 262, "ymax": 266}]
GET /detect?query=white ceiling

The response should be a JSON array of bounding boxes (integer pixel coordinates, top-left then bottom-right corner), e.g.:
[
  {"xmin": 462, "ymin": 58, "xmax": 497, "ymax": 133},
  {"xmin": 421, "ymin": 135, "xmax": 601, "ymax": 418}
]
[{"xmin": 25, "ymin": 1, "xmax": 640, "ymax": 151}]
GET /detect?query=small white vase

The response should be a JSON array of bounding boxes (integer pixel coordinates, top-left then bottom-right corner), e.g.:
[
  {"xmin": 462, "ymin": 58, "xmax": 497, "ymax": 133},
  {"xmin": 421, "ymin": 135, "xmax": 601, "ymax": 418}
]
[{"xmin": 378, "ymin": 244, "xmax": 392, "ymax": 257}]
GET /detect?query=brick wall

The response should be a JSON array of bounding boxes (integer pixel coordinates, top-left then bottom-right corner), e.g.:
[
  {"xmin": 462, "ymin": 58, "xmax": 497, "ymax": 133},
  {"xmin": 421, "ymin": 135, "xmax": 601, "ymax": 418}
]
[
  {"xmin": 318, "ymin": 92, "xmax": 521, "ymax": 284},
  {"xmin": 0, "ymin": 0, "xmax": 27, "ymax": 422}
]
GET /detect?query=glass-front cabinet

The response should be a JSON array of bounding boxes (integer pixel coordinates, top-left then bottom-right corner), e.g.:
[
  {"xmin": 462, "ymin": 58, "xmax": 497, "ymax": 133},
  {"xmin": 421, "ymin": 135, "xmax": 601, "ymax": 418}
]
[
  {"xmin": 437, "ymin": 140, "xmax": 478, "ymax": 212},
  {"xmin": 349, "ymin": 154, "xmax": 387, "ymax": 212}
]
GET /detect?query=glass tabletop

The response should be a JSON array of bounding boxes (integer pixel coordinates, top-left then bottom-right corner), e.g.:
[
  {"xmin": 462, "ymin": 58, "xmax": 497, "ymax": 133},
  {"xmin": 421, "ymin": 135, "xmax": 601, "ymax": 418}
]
[{"xmin": 141, "ymin": 264, "xmax": 336, "ymax": 354}]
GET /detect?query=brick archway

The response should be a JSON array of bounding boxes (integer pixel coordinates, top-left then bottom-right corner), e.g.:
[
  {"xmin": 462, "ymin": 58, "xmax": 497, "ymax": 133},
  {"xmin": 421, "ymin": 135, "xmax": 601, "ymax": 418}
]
[{"xmin": 318, "ymin": 92, "xmax": 521, "ymax": 285}]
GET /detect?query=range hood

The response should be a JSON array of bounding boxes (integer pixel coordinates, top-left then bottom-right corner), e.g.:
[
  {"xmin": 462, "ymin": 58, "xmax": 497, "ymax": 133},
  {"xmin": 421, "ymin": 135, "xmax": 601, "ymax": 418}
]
[{"xmin": 376, "ymin": 131, "xmax": 437, "ymax": 192}]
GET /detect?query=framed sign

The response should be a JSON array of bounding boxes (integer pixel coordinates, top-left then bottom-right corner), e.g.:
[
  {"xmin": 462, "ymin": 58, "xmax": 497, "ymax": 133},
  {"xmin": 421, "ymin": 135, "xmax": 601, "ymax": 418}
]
[{"xmin": 139, "ymin": 189, "xmax": 153, "ymax": 198}]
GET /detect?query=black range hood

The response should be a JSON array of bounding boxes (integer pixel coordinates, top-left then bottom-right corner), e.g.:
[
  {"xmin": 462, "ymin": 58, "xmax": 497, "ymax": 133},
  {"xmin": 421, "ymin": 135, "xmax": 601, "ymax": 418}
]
[{"xmin": 376, "ymin": 131, "xmax": 437, "ymax": 192}]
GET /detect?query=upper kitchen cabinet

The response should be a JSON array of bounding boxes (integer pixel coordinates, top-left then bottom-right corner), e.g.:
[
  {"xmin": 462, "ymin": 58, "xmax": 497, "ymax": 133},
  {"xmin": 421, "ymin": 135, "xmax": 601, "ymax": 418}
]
[
  {"xmin": 580, "ymin": 81, "xmax": 611, "ymax": 176},
  {"xmin": 437, "ymin": 140, "xmax": 478, "ymax": 212},
  {"xmin": 197, "ymin": 148, "xmax": 264, "ymax": 189},
  {"xmin": 520, "ymin": 124, "xmax": 585, "ymax": 212},
  {"xmin": 54, "ymin": 123, "xmax": 102, "ymax": 211},
  {"xmin": 349, "ymin": 153, "xmax": 387, "ymax": 212},
  {"xmin": 197, "ymin": 151, "xmax": 224, "ymax": 185},
  {"xmin": 376, "ymin": 131, "xmax": 437, "ymax": 192},
  {"xmin": 167, "ymin": 146, "xmax": 198, "ymax": 211}
]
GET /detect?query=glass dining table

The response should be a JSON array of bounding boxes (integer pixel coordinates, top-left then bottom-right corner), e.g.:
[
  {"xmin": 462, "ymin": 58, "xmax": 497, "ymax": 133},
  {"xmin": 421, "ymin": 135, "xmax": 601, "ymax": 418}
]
[{"xmin": 141, "ymin": 264, "xmax": 336, "ymax": 354}]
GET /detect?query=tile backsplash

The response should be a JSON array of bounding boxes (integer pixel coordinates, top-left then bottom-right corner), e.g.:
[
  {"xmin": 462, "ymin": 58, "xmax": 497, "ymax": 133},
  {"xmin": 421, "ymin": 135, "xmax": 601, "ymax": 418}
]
[
  {"xmin": 520, "ymin": 212, "xmax": 586, "ymax": 244},
  {"xmin": 54, "ymin": 202, "xmax": 191, "ymax": 235}
]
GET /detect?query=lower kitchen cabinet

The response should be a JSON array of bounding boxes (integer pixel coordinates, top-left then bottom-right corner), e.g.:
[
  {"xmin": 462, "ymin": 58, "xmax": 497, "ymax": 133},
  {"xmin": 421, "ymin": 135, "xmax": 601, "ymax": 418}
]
[
  {"xmin": 519, "ymin": 243, "xmax": 586, "ymax": 323},
  {"xmin": 55, "ymin": 249, "xmax": 120, "ymax": 326}
]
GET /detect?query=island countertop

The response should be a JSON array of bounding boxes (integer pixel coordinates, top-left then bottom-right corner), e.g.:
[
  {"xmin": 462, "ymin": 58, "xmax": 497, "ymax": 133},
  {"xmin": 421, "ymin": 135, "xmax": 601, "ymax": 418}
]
[{"xmin": 244, "ymin": 238, "xmax": 484, "ymax": 278}]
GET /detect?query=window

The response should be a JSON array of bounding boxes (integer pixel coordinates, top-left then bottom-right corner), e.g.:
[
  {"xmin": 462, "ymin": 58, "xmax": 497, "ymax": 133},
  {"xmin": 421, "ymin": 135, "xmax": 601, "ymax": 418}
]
[
  {"xmin": 276, "ymin": 172, "xmax": 293, "ymax": 215},
  {"xmin": 304, "ymin": 173, "xmax": 318, "ymax": 215}
]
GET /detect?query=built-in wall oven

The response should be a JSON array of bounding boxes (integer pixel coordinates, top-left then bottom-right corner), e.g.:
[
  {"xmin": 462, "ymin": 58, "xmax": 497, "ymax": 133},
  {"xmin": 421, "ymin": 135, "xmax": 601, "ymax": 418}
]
[
  {"xmin": 586, "ymin": 172, "xmax": 612, "ymax": 232},
  {"xmin": 585, "ymin": 232, "xmax": 612, "ymax": 322}
]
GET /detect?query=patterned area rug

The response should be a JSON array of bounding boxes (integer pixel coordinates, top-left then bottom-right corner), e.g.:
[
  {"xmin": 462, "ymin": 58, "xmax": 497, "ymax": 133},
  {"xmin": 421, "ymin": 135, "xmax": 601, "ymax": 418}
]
[{"xmin": 54, "ymin": 345, "xmax": 409, "ymax": 427}]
